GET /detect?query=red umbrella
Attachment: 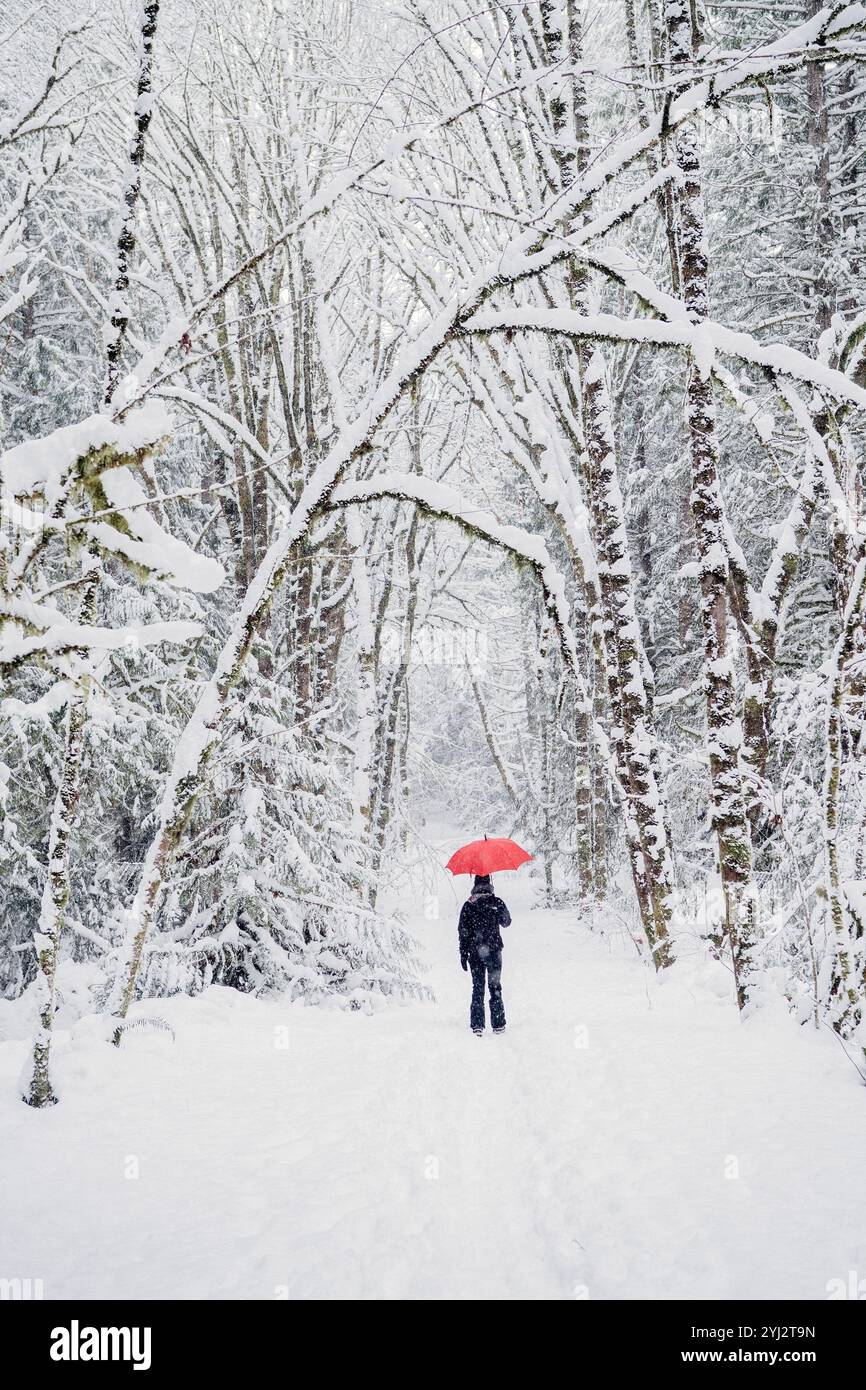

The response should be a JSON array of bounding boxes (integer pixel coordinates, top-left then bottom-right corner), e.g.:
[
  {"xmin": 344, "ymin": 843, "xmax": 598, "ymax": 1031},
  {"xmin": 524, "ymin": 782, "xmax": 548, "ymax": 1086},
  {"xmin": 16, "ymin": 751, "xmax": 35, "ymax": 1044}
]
[{"xmin": 446, "ymin": 836, "xmax": 532, "ymax": 876}]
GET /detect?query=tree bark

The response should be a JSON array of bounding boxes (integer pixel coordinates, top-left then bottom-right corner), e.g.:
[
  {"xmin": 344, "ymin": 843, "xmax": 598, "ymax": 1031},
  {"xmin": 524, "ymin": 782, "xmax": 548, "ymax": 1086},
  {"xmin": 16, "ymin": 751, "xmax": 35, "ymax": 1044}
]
[
  {"xmin": 23, "ymin": 558, "xmax": 98, "ymax": 1106},
  {"xmin": 666, "ymin": 0, "xmax": 756, "ymax": 1008},
  {"xmin": 104, "ymin": 1, "xmax": 161, "ymax": 406}
]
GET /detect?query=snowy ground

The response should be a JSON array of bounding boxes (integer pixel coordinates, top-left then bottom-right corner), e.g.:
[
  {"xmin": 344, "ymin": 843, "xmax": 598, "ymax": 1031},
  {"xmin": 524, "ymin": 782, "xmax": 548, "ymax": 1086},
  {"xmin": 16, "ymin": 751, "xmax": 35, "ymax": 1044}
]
[{"xmin": 2, "ymin": 834, "xmax": 866, "ymax": 1300}]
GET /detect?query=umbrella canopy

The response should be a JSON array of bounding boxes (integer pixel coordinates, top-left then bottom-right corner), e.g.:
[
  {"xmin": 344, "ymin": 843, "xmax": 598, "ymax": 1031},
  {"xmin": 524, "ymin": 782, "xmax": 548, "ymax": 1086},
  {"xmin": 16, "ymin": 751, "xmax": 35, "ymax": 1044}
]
[{"xmin": 446, "ymin": 836, "xmax": 532, "ymax": 876}]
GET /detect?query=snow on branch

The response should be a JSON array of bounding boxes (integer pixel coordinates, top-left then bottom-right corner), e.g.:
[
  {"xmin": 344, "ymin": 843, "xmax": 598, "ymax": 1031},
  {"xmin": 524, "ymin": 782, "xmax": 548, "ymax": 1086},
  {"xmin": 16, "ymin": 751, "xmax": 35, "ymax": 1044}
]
[
  {"xmin": 114, "ymin": 4, "xmax": 866, "ymax": 414},
  {"xmin": 0, "ymin": 227, "xmax": 38, "ymax": 328},
  {"xmin": 86, "ymin": 467, "xmax": 224, "ymax": 594},
  {"xmin": 0, "ymin": 618, "xmax": 203, "ymax": 669},
  {"xmin": 1, "ymin": 403, "xmax": 224, "ymax": 594},
  {"xmin": 1, "ymin": 404, "xmax": 174, "ymax": 505},
  {"xmin": 326, "ymin": 471, "xmax": 608, "ymax": 753},
  {"xmin": 462, "ymin": 308, "xmax": 866, "ymax": 407}
]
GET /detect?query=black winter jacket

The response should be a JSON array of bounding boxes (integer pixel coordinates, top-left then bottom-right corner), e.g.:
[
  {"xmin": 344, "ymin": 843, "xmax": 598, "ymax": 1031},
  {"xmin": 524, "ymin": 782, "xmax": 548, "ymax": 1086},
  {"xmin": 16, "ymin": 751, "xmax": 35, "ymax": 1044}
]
[{"xmin": 458, "ymin": 886, "xmax": 511, "ymax": 961}]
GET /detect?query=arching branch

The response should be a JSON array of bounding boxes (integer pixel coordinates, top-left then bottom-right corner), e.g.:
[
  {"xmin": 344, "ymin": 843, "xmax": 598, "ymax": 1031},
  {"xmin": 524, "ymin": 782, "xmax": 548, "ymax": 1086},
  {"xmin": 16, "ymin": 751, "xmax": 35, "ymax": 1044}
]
[{"xmin": 326, "ymin": 472, "xmax": 610, "ymax": 762}]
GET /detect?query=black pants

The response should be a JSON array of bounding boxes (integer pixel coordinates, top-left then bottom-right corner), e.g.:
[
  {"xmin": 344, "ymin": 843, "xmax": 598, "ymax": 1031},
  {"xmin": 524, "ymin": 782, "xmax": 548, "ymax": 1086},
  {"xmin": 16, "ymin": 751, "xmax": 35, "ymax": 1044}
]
[{"xmin": 468, "ymin": 945, "xmax": 505, "ymax": 1031}]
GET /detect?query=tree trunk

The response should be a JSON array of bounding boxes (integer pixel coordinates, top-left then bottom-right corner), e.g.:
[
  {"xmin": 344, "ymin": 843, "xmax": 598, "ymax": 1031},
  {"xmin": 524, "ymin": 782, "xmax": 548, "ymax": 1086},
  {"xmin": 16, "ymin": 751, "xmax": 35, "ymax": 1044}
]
[
  {"xmin": 824, "ymin": 555, "xmax": 866, "ymax": 1035},
  {"xmin": 23, "ymin": 559, "xmax": 98, "ymax": 1106},
  {"xmin": 583, "ymin": 351, "xmax": 675, "ymax": 966},
  {"xmin": 666, "ymin": 0, "xmax": 756, "ymax": 1008},
  {"xmin": 104, "ymin": 1, "xmax": 161, "ymax": 406}
]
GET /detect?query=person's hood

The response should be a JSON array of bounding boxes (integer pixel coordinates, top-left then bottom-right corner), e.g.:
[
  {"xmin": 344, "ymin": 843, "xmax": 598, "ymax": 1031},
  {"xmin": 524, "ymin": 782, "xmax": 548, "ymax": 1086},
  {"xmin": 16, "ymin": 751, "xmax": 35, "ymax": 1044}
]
[{"xmin": 469, "ymin": 874, "xmax": 493, "ymax": 902}]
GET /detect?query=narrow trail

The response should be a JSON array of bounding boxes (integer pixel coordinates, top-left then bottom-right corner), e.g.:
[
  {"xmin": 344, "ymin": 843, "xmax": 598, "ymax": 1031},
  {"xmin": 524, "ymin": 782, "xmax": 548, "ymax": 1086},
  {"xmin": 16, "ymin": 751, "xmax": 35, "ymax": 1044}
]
[{"xmin": 2, "ymin": 853, "xmax": 865, "ymax": 1300}]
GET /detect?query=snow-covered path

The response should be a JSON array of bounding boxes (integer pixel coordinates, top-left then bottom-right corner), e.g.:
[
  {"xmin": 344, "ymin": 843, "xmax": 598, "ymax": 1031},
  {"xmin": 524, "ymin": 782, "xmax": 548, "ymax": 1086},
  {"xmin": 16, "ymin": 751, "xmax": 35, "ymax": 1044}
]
[{"xmin": 2, "ymin": 863, "xmax": 866, "ymax": 1300}]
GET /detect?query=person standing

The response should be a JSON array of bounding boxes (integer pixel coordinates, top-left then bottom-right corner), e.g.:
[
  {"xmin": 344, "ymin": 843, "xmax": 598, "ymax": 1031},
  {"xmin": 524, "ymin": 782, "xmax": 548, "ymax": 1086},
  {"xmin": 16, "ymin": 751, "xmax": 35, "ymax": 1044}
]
[{"xmin": 458, "ymin": 874, "xmax": 511, "ymax": 1035}]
